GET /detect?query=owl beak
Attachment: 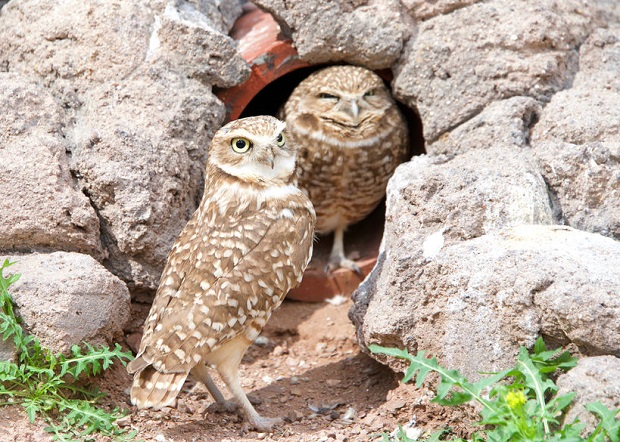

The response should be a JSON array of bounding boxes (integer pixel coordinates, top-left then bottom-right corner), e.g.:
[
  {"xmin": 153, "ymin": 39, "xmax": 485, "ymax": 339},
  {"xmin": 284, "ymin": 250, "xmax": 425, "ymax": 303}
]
[
  {"xmin": 268, "ymin": 147, "xmax": 275, "ymax": 169},
  {"xmin": 348, "ymin": 99, "xmax": 359, "ymax": 119}
]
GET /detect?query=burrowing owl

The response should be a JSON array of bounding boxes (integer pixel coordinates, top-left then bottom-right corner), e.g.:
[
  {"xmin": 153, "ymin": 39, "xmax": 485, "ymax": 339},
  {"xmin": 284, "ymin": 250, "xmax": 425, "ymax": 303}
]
[
  {"xmin": 282, "ymin": 65, "xmax": 408, "ymax": 273},
  {"xmin": 127, "ymin": 116, "xmax": 316, "ymax": 431}
]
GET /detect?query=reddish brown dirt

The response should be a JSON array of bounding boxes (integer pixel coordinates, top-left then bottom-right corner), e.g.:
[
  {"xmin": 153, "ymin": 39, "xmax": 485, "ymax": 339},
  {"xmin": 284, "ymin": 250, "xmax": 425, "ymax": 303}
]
[{"xmin": 0, "ymin": 299, "xmax": 478, "ymax": 442}]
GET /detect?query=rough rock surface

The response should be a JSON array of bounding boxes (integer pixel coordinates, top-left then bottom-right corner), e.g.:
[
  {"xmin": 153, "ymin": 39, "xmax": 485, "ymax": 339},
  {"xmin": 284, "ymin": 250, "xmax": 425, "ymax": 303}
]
[
  {"xmin": 0, "ymin": 339, "xmax": 15, "ymax": 362},
  {"xmin": 253, "ymin": 0, "xmax": 410, "ymax": 70},
  {"xmin": 557, "ymin": 356, "xmax": 620, "ymax": 434},
  {"xmin": 351, "ymin": 225, "xmax": 620, "ymax": 380},
  {"xmin": 379, "ymin": 146, "xmax": 553, "ymax": 261},
  {"xmin": 0, "ymin": 0, "xmax": 249, "ymax": 294},
  {"xmin": 348, "ymin": 5, "xmax": 620, "ymax": 384},
  {"xmin": 0, "ymin": 73, "xmax": 102, "ymax": 257},
  {"xmin": 393, "ymin": 0, "xmax": 608, "ymax": 142},
  {"xmin": 402, "ymin": 0, "xmax": 481, "ymax": 21},
  {"xmin": 7, "ymin": 252, "xmax": 131, "ymax": 354},
  {"xmin": 427, "ymin": 96, "xmax": 541, "ymax": 156},
  {"xmin": 0, "ymin": 0, "xmax": 618, "ymax": 423},
  {"xmin": 531, "ymin": 27, "xmax": 620, "ymax": 239}
]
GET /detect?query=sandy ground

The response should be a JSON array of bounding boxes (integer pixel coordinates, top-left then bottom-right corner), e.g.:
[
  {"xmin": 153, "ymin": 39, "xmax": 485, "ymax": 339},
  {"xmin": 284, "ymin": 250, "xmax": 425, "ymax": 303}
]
[{"xmin": 0, "ymin": 298, "xmax": 478, "ymax": 442}]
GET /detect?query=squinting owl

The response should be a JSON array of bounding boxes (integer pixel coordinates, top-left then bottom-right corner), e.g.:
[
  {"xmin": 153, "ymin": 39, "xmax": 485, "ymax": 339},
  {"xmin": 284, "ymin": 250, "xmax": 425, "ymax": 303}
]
[
  {"xmin": 127, "ymin": 116, "xmax": 316, "ymax": 431},
  {"xmin": 282, "ymin": 65, "xmax": 409, "ymax": 273}
]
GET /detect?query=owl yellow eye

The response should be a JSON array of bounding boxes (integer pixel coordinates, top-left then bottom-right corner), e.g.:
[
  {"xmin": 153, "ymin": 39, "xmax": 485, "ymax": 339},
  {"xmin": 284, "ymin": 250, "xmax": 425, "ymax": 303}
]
[
  {"xmin": 364, "ymin": 89, "xmax": 376, "ymax": 97},
  {"xmin": 319, "ymin": 92, "xmax": 338, "ymax": 100},
  {"xmin": 276, "ymin": 133, "xmax": 285, "ymax": 147},
  {"xmin": 231, "ymin": 137, "xmax": 252, "ymax": 153}
]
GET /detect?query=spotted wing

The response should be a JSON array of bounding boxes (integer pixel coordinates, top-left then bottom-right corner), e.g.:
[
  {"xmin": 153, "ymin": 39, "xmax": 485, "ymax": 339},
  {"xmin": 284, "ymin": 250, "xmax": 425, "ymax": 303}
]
[{"xmin": 131, "ymin": 204, "xmax": 314, "ymax": 374}]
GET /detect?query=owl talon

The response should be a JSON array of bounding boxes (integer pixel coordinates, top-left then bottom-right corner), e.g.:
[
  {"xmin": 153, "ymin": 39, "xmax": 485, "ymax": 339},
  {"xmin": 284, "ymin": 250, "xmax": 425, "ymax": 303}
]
[
  {"xmin": 244, "ymin": 416, "xmax": 283, "ymax": 432},
  {"xmin": 325, "ymin": 256, "xmax": 363, "ymax": 276}
]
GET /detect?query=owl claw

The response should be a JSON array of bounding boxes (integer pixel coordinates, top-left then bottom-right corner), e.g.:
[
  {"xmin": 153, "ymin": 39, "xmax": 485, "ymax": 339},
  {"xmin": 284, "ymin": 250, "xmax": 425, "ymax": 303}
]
[
  {"xmin": 325, "ymin": 256, "xmax": 363, "ymax": 276},
  {"xmin": 244, "ymin": 416, "xmax": 283, "ymax": 432}
]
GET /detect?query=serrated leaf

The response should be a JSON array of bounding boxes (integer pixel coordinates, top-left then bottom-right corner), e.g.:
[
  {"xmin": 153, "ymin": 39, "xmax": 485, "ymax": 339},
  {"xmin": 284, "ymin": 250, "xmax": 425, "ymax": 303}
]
[
  {"xmin": 585, "ymin": 402, "xmax": 620, "ymax": 442},
  {"xmin": 549, "ymin": 392, "xmax": 576, "ymax": 415}
]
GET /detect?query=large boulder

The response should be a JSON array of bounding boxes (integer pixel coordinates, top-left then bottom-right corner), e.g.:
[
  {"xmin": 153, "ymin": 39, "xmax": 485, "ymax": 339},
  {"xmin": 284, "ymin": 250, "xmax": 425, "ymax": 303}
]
[
  {"xmin": 378, "ymin": 146, "xmax": 553, "ymax": 263},
  {"xmin": 425, "ymin": 96, "xmax": 541, "ymax": 156},
  {"xmin": 253, "ymin": 0, "xmax": 409, "ymax": 69},
  {"xmin": 0, "ymin": 73, "xmax": 102, "ymax": 258},
  {"xmin": 349, "ymin": 10, "xmax": 620, "ymax": 382},
  {"xmin": 392, "ymin": 0, "xmax": 608, "ymax": 142},
  {"xmin": 557, "ymin": 356, "xmax": 620, "ymax": 434},
  {"xmin": 6, "ymin": 252, "xmax": 131, "ymax": 354},
  {"xmin": 69, "ymin": 72, "xmax": 227, "ymax": 295},
  {"xmin": 0, "ymin": 0, "xmax": 250, "ymax": 294},
  {"xmin": 531, "ymin": 27, "xmax": 620, "ymax": 240},
  {"xmin": 352, "ymin": 225, "xmax": 620, "ymax": 380}
]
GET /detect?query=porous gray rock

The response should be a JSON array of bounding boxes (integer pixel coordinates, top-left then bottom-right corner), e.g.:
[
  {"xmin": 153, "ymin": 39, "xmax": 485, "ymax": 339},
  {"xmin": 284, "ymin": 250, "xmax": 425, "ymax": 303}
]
[
  {"xmin": 253, "ymin": 0, "xmax": 410, "ymax": 70},
  {"xmin": 531, "ymin": 27, "xmax": 620, "ymax": 239},
  {"xmin": 401, "ymin": 0, "xmax": 480, "ymax": 21},
  {"xmin": 427, "ymin": 96, "xmax": 541, "ymax": 156},
  {"xmin": 0, "ymin": 335, "xmax": 15, "ymax": 362},
  {"xmin": 352, "ymin": 225, "xmax": 620, "ymax": 380},
  {"xmin": 0, "ymin": 73, "xmax": 102, "ymax": 257},
  {"xmin": 0, "ymin": 1, "xmax": 153, "ymax": 90},
  {"xmin": 155, "ymin": 1, "xmax": 249, "ymax": 88},
  {"xmin": 392, "ymin": 0, "xmax": 608, "ymax": 142},
  {"xmin": 556, "ymin": 356, "xmax": 620, "ymax": 434},
  {"xmin": 70, "ymin": 73, "xmax": 227, "ymax": 293},
  {"xmin": 0, "ymin": 0, "xmax": 249, "ymax": 294},
  {"xmin": 379, "ymin": 146, "xmax": 553, "ymax": 262},
  {"xmin": 7, "ymin": 252, "xmax": 131, "ymax": 354}
]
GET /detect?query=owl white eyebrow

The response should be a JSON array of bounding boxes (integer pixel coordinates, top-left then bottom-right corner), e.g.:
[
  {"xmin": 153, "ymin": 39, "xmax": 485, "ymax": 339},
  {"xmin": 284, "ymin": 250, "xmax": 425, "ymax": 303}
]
[{"xmin": 228, "ymin": 124, "xmax": 286, "ymax": 145}]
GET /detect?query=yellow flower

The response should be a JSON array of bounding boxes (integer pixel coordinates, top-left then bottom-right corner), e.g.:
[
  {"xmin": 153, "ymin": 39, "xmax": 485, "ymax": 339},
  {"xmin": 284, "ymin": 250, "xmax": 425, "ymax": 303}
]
[{"xmin": 505, "ymin": 390, "xmax": 527, "ymax": 409}]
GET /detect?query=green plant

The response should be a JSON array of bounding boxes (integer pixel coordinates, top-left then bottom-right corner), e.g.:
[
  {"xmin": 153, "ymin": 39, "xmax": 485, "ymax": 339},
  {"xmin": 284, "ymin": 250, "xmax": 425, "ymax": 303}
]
[
  {"xmin": 0, "ymin": 259, "xmax": 136, "ymax": 441},
  {"xmin": 370, "ymin": 339, "xmax": 620, "ymax": 442}
]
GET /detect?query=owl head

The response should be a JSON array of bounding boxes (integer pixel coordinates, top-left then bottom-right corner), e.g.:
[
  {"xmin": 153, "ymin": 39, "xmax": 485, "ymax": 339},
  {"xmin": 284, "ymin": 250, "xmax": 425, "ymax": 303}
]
[
  {"xmin": 284, "ymin": 65, "xmax": 397, "ymax": 144},
  {"xmin": 208, "ymin": 116, "xmax": 295, "ymax": 186}
]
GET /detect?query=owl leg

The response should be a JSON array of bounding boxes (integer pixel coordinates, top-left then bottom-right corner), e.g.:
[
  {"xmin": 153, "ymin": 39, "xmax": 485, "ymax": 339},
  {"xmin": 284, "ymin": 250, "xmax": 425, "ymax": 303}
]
[
  {"xmin": 326, "ymin": 227, "xmax": 362, "ymax": 275},
  {"xmin": 190, "ymin": 364, "xmax": 237, "ymax": 412},
  {"xmin": 216, "ymin": 351, "xmax": 282, "ymax": 431}
]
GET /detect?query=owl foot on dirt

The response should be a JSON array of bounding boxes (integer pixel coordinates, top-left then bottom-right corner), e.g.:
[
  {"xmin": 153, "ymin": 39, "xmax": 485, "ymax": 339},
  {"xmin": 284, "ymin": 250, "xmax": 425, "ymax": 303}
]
[{"xmin": 243, "ymin": 416, "xmax": 283, "ymax": 432}]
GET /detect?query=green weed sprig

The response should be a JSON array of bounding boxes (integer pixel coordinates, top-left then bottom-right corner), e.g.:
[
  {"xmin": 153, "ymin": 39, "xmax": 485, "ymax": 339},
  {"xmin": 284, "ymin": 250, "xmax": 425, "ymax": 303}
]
[
  {"xmin": 0, "ymin": 259, "xmax": 136, "ymax": 441},
  {"xmin": 370, "ymin": 339, "xmax": 620, "ymax": 441}
]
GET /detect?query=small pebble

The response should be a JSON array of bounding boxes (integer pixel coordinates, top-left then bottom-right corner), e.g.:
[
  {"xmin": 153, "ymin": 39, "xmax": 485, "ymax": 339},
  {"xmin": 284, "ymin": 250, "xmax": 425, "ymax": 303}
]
[
  {"xmin": 254, "ymin": 336, "xmax": 270, "ymax": 346},
  {"xmin": 341, "ymin": 407, "xmax": 357, "ymax": 421},
  {"xmin": 273, "ymin": 345, "xmax": 288, "ymax": 356},
  {"xmin": 261, "ymin": 375, "xmax": 274, "ymax": 384},
  {"xmin": 285, "ymin": 356, "xmax": 299, "ymax": 367},
  {"xmin": 115, "ymin": 415, "xmax": 132, "ymax": 428},
  {"xmin": 406, "ymin": 427, "xmax": 424, "ymax": 439},
  {"xmin": 287, "ymin": 410, "xmax": 304, "ymax": 422}
]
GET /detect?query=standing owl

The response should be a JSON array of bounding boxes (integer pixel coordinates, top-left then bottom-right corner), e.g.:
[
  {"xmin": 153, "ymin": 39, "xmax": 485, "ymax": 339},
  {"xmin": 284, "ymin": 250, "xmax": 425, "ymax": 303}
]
[
  {"xmin": 281, "ymin": 65, "xmax": 408, "ymax": 273},
  {"xmin": 127, "ymin": 116, "xmax": 316, "ymax": 431}
]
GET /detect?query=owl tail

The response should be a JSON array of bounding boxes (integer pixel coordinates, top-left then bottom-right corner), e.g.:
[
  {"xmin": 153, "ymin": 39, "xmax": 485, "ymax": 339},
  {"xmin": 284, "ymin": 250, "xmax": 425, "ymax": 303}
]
[{"xmin": 130, "ymin": 364, "xmax": 188, "ymax": 410}]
